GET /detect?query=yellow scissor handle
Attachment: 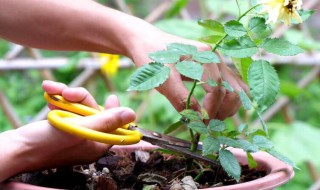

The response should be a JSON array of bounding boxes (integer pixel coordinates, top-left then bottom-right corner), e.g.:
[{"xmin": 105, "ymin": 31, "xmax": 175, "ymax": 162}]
[{"xmin": 44, "ymin": 92, "xmax": 142, "ymax": 145}]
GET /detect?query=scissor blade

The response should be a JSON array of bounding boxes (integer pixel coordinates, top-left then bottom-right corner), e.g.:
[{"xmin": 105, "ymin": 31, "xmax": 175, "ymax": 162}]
[
  {"xmin": 130, "ymin": 127, "xmax": 218, "ymax": 165},
  {"xmin": 135, "ymin": 127, "xmax": 202, "ymax": 150}
]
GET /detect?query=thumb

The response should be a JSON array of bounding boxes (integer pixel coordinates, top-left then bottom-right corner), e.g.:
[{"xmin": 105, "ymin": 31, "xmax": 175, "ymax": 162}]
[{"xmin": 68, "ymin": 107, "xmax": 136, "ymax": 132}]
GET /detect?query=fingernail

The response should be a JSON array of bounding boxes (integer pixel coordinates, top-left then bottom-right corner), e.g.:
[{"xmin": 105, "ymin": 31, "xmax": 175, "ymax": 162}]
[
  {"xmin": 120, "ymin": 109, "xmax": 135, "ymax": 124},
  {"xmin": 42, "ymin": 80, "xmax": 49, "ymax": 85}
]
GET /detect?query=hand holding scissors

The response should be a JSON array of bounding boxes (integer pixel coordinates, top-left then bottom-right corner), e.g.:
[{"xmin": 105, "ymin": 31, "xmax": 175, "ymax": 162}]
[{"xmin": 45, "ymin": 92, "xmax": 219, "ymax": 166}]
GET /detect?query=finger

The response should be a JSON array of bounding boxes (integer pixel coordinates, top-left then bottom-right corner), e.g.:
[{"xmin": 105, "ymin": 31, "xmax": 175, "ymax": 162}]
[
  {"xmin": 104, "ymin": 94, "xmax": 120, "ymax": 109},
  {"xmin": 68, "ymin": 107, "xmax": 136, "ymax": 132},
  {"xmin": 42, "ymin": 80, "xmax": 68, "ymax": 110},
  {"xmin": 216, "ymin": 91, "xmax": 242, "ymax": 120},
  {"xmin": 201, "ymin": 61, "xmax": 223, "ymax": 92},
  {"xmin": 216, "ymin": 51, "xmax": 249, "ymax": 93},
  {"xmin": 47, "ymin": 104, "xmax": 59, "ymax": 110},
  {"xmin": 42, "ymin": 80, "xmax": 68, "ymax": 94},
  {"xmin": 203, "ymin": 88, "xmax": 226, "ymax": 119},
  {"xmin": 156, "ymin": 66, "xmax": 200, "ymax": 112},
  {"xmin": 61, "ymin": 87, "xmax": 100, "ymax": 110},
  {"xmin": 201, "ymin": 61, "xmax": 227, "ymax": 119}
]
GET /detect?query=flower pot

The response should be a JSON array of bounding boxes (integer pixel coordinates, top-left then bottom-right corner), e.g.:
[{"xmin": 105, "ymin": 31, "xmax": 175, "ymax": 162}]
[{"xmin": 0, "ymin": 141, "xmax": 294, "ymax": 190}]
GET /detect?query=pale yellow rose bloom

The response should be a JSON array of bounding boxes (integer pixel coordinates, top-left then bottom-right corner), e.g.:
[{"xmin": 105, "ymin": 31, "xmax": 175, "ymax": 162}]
[{"xmin": 258, "ymin": 0, "xmax": 302, "ymax": 25}]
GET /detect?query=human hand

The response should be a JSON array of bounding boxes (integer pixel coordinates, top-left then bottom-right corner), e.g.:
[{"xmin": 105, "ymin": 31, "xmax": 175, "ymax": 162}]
[
  {"xmin": 127, "ymin": 28, "xmax": 248, "ymax": 120},
  {"xmin": 0, "ymin": 81, "xmax": 135, "ymax": 181},
  {"xmin": 39, "ymin": 80, "xmax": 135, "ymax": 165}
]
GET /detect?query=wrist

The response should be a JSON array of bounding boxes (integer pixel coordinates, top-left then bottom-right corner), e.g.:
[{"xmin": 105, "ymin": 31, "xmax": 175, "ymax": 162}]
[{"xmin": 0, "ymin": 130, "xmax": 33, "ymax": 182}]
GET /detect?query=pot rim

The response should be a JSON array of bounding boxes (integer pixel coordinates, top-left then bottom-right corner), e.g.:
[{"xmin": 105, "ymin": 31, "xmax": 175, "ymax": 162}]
[
  {"xmin": 0, "ymin": 141, "xmax": 294, "ymax": 190},
  {"xmin": 111, "ymin": 141, "xmax": 295, "ymax": 190}
]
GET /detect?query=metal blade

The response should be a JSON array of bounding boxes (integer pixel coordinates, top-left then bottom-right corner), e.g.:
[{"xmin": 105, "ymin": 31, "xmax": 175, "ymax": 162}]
[
  {"xmin": 135, "ymin": 127, "xmax": 202, "ymax": 150},
  {"xmin": 129, "ymin": 127, "xmax": 217, "ymax": 166}
]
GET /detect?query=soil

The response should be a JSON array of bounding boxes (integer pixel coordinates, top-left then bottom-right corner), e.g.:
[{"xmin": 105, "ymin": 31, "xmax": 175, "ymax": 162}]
[{"xmin": 9, "ymin": 149, "xmax": 267, "ymax": 190}]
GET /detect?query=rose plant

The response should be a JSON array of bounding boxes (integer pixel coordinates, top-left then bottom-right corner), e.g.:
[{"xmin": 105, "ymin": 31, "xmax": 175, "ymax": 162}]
[{"xmin": 127, "ymin": 0, "xmax": 314, "ymax": 182}]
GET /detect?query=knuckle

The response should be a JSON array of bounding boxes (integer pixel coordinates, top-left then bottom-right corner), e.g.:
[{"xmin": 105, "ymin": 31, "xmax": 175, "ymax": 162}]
[
  {"xmin": 102, "ymin": 116, "xmax": 120, "ymax": 132},
  {"xmin": 177, "ymin": 98, "xmax": 187, "ymax": 112},
  {"xmin": 77, "ymin": 87, "xmax": 89, "ymax": 94}
]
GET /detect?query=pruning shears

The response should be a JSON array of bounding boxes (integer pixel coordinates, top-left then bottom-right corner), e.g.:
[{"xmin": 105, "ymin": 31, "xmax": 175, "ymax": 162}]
[{"xmin": 44, "ymin": 92, "xmax": 218, "ymax": 165}]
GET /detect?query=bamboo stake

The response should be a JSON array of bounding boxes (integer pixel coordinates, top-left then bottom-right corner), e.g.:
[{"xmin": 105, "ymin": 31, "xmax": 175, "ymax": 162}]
[
  {"xmin": 0, "ymin": 91, "xmax": 22, "ymax": 129},
  {"xmin": 144, "ymin": 1, "xmax": 172, "ymax": 23}
]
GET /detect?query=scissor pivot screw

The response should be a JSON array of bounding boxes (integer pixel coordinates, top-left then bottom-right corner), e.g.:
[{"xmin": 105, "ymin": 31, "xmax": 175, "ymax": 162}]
[{"xmin": 152, "ymin": 132, "xmax": 162, "ymax": 138}]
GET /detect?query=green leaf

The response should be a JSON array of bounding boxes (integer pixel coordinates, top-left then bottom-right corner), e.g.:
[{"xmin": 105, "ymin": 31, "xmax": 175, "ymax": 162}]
[
  {"xmin": 164, "ymin": 120, "xmax": 184, "ymax": 134},
  {"xmin": 246, "ymin": 129, "xmax": 267, "ymax": 137},
  {"xmin": 218, "ymin": 37, "xmax": 258, "ymax": 58},
  {"xmin": 248, "ymin": 60, "xmax": 279, "ymax": 111},
  {"xmin": 237, "ymin": 139, "xmax": 259, "ymax": 153},
  {"xmin": 198, "ymin": 19, "xmax": 225, "ymax": 35},
  {"xmin": 180, "ymin": 109, "xmax": 201, "ymax": 121},
  {"xmin": 201, "ymin": 109, "xmax": 209, "ymax": 120},
  {"xmin": 164, "ymin": 0, "xmax": 189, "ymax": 18},
  {"xmin": 203, "ymin": 136, "xmax": 220, "ymax": 155},
  {"xmin": 246, "ymin": 152, "xmax": 258, "ymax": 169},
  {"xmin": 291, "ymin": 9, "xmax": 316, "ymax": 24},
  {"xmin": 155, "ymin": 19, "xmax": 211, "ymax": 40},
  {"xmin": 267, "ymin": 149, "xmax": 298, "ymax": 169},
  {"xmin": 208, "ymin": 119, "xmax": 226, "ymax": 132},
  {"xmin": 232, "ymin": 57, "xmax": 252, "ymax": 83},
  {"xmin": 238, "ymin": 123, "xmax": 248, "ymax": 133},
  {"xmin": 175, "ymin": 61, "xmax": 203, "ymax": 81},
  {"xmin": 218, "ymin": 136, "xmax": 239, "ymax": 148},
  {"xmin": 199, "ymin": 35, "xmax": 224, "ymax": 44},
  {"xmin": 188, "ymin": 121, "xmax": 208, "ymax": 134},
  {"xmin": 239, "ymin": 90, "xmax": 252, "ymax": 110},
  {"xmin": 222, "ymin": 81, "xmax": 234, "ymax": 92},
  {"xmin": 208, "ymin": 78, "xmax": 218, "ymax": 87},
  {"xmin": 192, "ymin": 51, "xmax": 220, "ymax": 64},
  {"xmin": 248, "ymin": 17, "xmax": 267, "ymax": 34},
  {"xmin": 226, "ymin": 130, "xmax": 241, "ymax": 138},
  {"xmin": 167, "ymin": 43, "xmax": 197, "ymax": 55},
  {"xmin": 271, "ymin": 122, "xmax": 320, "ymax": 165},
  {"xmin": 248, "ymin": 17, "xmax": 271, "ymax": 44},
  {"xmin": 224, "ymin": 20, "xmax": 247, "ymax": 38},
  {"xmin": 148, "ymin": 50, "xmax": 180, "ymax": 64},
  {"xmin": 128, "ymin": 62, "xmax": 170, "ymax": 91},
  {"xmin": 284, "ymin": 29, "xmax": 320, "ymax": 51},
  {"xmin": 219, "ymin": 149, "xmax": 241, "ymax": 182},
  {"xmin": 253, "ymin": 135, "xmax": 273, "ymax": 150},
  {"xmin": 260, "ymin": 38, "xmax": 305, "ymax": 56}
]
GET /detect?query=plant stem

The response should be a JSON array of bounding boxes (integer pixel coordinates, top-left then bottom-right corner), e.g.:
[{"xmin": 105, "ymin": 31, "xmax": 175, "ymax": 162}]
[
  {"xmin": 212, "ymin": 35, "xmax": 227, "ymax": 51},
  {"xmin": 186, "ymin": 133, "xmax": 200, "ymax": 173},
  {"xmin": 186, "ymin": 80, "xmax": 197, "ymax": 110},
  {"xmin": 237, "ymin": 4, "xmax": 261, "ymax": 21},
  {"xmin": 185, "ymin": 81, "xmax": 201, "ymax": 151},
  {"xmin": 235, "ymin": 0, "xmax": 241, "ymax": 18},
  {"xmin": 189, "ymin": 128, "xmax": 194, "ymax": 142},
  {"xmin": 185, "ymin": 2, "xmax": 262, "ymax": 174},
  {"xmin": 185, "ymin": 80, "xmax": 200, "ymax": 171},
  {"xmin": 194, "ymin": 160, "xmax": 204, "ymax": 181},
  {"xmin": 191, "ymin": 133, "xmax": 200, "ymax": 151}
]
